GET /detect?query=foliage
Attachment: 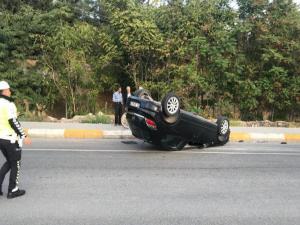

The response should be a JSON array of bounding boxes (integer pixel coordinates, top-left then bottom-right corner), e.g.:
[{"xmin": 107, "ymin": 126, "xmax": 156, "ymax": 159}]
[{"xmin": 0, "ymin": 0, "xmax": 299, "ymax": 121}]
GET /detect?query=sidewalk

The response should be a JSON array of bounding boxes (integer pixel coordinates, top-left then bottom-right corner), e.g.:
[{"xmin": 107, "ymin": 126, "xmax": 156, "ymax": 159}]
[{"xmin": 21, "ymin": 122, "xmax": 300, "ymax": 142}]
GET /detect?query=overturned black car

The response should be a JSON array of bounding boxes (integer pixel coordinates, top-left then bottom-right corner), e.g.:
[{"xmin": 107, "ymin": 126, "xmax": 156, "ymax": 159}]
[{"xmin": 126, "ymin": 90, "xmax": 230, "ymax": 150}]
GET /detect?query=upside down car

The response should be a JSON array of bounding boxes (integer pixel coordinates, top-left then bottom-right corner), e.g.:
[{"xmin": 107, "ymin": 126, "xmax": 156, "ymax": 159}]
[{"xmin": 126, "ymin": 89, "xmax": 230, "ymax": 150}]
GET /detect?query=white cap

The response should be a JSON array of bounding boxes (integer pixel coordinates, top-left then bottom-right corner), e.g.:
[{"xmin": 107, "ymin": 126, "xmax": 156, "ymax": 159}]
[{"xmin": 0, "ymin": 81, "xmax": 10, "ymax": 90}]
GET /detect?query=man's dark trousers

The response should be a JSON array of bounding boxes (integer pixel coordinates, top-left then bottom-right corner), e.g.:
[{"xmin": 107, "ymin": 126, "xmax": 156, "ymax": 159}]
[
  {"xmin": 114, "ymin": 102, "xmax": 122, "ymax": 125},
  {"xmin": 0, "ymin": 139, "xmax": 21, "ymax": 192}
]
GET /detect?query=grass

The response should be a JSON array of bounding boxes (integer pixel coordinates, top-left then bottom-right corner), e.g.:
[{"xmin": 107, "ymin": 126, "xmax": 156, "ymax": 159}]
[
  {"xmin": 229, "ymin": 120, "xmax": 245, "ymax": 127},
  {"xmin": 229, "ymin": 120, "xmax": 300, "ymax": 127},
  {"xmin": 81, "ymin": 114, "xmax": 112, "ymax": 124},
  {"xmin": 289, "ymin": 122, "xmax": 300, "ymax": 128},
  {"xmin": 19, "ymin": 113, "xmax": 44, "ymax": 122}
]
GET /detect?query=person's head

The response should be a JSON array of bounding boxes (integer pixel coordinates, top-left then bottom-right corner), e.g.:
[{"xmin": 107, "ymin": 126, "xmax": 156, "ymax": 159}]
[
  {"xmin": 117, "ymin": 86, "xmax": 121, "ymax": 93},
  {"xmin": 126, "ymin": 86, "xmax": 131, "ymax": 93},
  {"xmin": 0, "ymin": 81, "xmax": 11, "ymax": 97}
]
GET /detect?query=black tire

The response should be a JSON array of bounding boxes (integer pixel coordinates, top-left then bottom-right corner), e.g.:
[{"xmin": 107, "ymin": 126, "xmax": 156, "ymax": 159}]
[
  {"xmin": 161, "ymin": 92, "xmax": 180, "ymax": 117},
  {"xmin": 133, "ymin": 89, "xmax": 152, "ymax": 100},
  {"xmin": 216, "ymin": 116, "xmax": 230, "ymax": 145}
]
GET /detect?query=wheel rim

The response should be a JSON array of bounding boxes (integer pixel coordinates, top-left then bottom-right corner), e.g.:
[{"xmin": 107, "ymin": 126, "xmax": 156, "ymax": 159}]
[
  {"xmin": 121, "ymin": 114, "xmax": 129, "ymax": 128},
  {"xmin": 166, "ymin": 97, "xmax": 179, "ymax": 115},
  {"xmin": 220, "ymin": 120, "xmax": 229, "ymax": 135}
]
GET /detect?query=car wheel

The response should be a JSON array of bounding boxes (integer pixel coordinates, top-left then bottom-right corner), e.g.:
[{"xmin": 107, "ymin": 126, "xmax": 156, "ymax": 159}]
[
  {"xmin": 162, "ymin": 92, "xmax": 180, "ymax": 117},
  {"xmin": 133, "ymin": 89, "xmax": 152, "ymax": 100},
  {"xmin": 121, "ymin": 113, "xmax": 129, "ymax": 129},
  {"xmin": 216, "ymin": 116, "xmax": 230, "ymax": 145}
]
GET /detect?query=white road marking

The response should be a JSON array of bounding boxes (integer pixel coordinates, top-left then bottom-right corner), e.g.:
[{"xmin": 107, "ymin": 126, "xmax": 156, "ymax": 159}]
[
  {"xmin": 181, "ymin": 151, "xmax": 300, "ymax": 156},
  {"xmin": 250, "ymin": 133, "xmax": 285, "ymax": 140},
  {"xmin": 26, "ymin": 149, "xmax": 153, "ymax": 153},
  {"xmin": 24, "ymin": 148, "xmax": 300, "ymax": 156}
]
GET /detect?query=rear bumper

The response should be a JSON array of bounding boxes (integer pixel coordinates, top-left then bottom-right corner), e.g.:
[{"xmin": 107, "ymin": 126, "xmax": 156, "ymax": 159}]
[{"xmin": 126, "ymin": 111, "xmax": 159, "ymax": 143}]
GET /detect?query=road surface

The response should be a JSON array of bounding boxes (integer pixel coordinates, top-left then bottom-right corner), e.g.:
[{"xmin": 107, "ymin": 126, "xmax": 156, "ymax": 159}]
[{"xmin": 0, "ymin": 139, "xmax": 299, "ymax": 225}]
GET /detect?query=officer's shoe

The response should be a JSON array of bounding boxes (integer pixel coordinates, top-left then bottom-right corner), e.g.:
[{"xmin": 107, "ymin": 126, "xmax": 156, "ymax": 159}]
[{"xmin": 7, "ymin": 189, "xmax": 26, "ymax": 199}]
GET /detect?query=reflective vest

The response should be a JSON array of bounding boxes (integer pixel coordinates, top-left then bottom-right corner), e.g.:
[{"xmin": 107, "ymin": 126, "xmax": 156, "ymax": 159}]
[{"xmin": 0, "ymin": 98, "xmax": 17, "ymax": 140}]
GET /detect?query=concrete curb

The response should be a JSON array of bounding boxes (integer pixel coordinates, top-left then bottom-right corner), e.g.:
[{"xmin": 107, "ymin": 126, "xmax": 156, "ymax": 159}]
[
  {"xmin": 25, "ymin": 128, "xmax": 132, "ymax": 139},
  {"xmin": 230, "ymin": 132, "xmax": 300, "ymax": 142},
  {"xmin": 24, "ymin": 128, "xmax": 300, "ymax": 142}
]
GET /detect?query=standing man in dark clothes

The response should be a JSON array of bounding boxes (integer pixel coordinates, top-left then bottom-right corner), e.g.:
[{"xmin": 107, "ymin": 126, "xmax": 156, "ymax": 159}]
[
  {"xmin": 112, "ymin": 86, "xmax": 123, "ymax": 125},
  {"xmin": 123, "ymin": 86, "xmax": 131, "ymax": 105}
]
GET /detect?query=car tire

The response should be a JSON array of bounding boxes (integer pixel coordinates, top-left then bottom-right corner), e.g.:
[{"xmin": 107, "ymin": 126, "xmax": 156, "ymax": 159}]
[
  {"xmin": 216, "ymin": 116, "xmax": 230, "ymax": 145},
  {"xmin": 161, "ymin": 92, "xmax": 180, "ymax": 117}
]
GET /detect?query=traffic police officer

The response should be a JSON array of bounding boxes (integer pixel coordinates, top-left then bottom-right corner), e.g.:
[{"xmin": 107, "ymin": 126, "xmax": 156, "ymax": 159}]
[{"xmin": 0, "ymin": 81, "xmax": 31, "ymax": 199}]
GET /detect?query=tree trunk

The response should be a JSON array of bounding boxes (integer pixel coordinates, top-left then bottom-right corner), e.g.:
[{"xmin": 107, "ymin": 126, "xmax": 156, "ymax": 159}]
[
  {"xmin": 65, "ymin": 101, "xmax": 68, "ymax": 119},
  {"xmin": 196, "ymin": 86, "xmax": 199, "ymax": 110},
  {"xmin": 23, "ymin": 99, "xmax": 30, "ymax": 114},
  {"xmin": 201, "ymin": 93, "xmax": 204, "ymax": 110},
  {"xmin": 72, "ymin": 94, "xmax": 76, "ymax": 117},
  {"xmin": 262, "ymin": 110, "xmax": 271, "ymax": 121}
]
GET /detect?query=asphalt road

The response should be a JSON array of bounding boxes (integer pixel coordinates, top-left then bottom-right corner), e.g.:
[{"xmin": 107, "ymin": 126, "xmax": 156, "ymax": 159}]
[{"xmin": 1, "ymin": 139, "xmax": 300, "ymax": 225}]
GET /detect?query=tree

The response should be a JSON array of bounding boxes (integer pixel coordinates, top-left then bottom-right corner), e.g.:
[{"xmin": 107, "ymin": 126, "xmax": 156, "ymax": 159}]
[
  {"xmin": 236, "ymin": 0, "xmax": 300, "ymax": 120},
  {"xmin": 42, "ymin": 22, "xmax": 97, "ymax": 117},
  {"xmin": 105, "ymin": 0, "xmax": 163, "ymax": 88}
]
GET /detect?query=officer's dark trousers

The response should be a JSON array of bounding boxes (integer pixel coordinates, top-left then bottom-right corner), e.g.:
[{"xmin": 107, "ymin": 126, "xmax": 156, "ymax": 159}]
[
  {"xmin": 114, "ymin": 102, "xmax": 122, "ymax": 125},
  {"xmin": 0, "ymin": 139, "xmax": 21, "ymax": 192}
]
